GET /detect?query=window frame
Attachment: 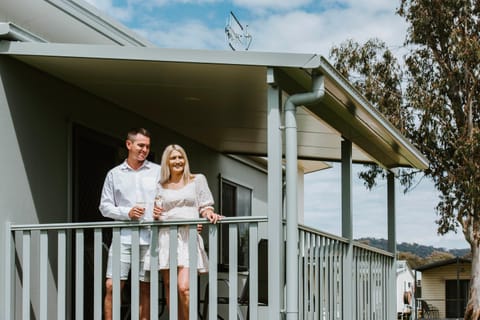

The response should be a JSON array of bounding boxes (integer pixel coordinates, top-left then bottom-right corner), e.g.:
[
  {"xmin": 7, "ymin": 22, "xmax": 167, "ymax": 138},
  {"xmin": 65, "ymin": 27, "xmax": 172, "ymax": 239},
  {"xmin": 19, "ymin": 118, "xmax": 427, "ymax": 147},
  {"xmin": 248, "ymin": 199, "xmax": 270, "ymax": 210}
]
[{"xmin": 218, "ymin": 174, "xmax": 253, "ymax": 270}]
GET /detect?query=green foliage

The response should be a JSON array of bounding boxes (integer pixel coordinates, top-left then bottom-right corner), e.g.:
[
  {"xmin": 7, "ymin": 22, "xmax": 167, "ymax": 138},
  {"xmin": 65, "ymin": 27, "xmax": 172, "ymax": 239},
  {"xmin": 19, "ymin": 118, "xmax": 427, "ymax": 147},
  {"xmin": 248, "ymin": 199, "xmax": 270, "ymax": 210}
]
[
  {"xmin": 329, "ymin": 0, "xmax": 480, "ymax": 243},
  {"xmin": 398, "ymin": 0, "xmax": 480, "ymax": 243},
  {"xmin": 330, "ymin": 1, "xmax": 480, "ymax": 317},
  {"xmin": 329, "ymin": 39, "xmax": 418, "ymax": 192}
]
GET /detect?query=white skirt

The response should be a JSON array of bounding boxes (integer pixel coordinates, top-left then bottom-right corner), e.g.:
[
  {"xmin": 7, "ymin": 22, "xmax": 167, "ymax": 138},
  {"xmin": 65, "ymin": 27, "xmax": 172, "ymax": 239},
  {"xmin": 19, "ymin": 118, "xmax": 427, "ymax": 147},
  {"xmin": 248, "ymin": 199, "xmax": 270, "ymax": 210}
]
[{"xmin": 144, "ymin": 226, "xmax": 209, "ymax": 274}]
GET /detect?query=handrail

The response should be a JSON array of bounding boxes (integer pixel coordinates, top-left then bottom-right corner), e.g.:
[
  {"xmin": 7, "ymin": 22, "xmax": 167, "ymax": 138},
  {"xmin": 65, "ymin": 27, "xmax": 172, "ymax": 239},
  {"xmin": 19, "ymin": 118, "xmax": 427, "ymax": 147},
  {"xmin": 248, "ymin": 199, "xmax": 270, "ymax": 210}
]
[
  {"xmin": 298, "ymin": 223, "xmax": 394, "ymax": 257},
  {"xmin": 9, "ymin": 215, "xmax": 268, "ymax": 231},
  {"xmin": 298, "ymin": 223, "xmax": 349, "ymax": 244}
]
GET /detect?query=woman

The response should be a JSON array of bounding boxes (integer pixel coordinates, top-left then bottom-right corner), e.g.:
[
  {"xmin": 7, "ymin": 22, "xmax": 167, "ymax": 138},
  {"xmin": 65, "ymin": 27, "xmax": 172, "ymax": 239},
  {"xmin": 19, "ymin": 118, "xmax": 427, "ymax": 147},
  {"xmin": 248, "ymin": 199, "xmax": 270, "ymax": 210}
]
[{"xmin": 146, "ymin": 144, "xmax": 221, "ymax": 320}]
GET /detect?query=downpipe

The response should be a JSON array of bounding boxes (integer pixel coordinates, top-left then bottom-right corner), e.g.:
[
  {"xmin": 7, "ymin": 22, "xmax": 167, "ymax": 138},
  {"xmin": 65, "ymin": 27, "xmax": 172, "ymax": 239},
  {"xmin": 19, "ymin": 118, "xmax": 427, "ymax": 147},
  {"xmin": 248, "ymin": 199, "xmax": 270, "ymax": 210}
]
[{"xmin": 284, "ymin": 72, "xmax": 325, "ymax": 320}]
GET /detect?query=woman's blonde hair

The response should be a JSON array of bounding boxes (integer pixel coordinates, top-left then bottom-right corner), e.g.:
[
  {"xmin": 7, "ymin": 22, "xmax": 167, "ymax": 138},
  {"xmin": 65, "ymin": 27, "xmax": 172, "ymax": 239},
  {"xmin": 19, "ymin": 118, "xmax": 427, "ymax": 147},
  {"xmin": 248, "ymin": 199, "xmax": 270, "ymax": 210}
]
[{"xmin": 160, "ymin": 144, "xmax": 192, "ymax": 184}]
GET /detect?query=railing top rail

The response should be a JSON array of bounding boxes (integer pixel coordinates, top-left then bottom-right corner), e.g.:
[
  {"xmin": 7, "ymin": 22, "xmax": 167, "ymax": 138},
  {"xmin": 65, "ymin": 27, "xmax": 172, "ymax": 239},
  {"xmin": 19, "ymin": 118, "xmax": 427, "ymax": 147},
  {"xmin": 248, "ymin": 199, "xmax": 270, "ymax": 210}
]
[
  {"xmin": 299, "ymin": 223, "xmax": 394, "ymax": 258},
  {"xmin": 298, "ymin": 223, "xmax": 349, "ymax": 244},
  {"xmin": 353, "ymin": 240, "xmax": 394, "ymax": 257},
  {"xmin": 8, "ymin": 216, "xmax": 268, "ymax": 231}
]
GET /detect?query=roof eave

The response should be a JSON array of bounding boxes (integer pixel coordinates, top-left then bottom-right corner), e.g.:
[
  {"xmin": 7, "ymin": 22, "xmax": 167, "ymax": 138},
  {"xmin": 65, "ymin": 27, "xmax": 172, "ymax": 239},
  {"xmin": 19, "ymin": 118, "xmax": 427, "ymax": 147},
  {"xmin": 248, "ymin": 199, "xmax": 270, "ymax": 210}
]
[
  {"xmin": 315, "ymin": 57, "xmax": 428, "ymax": 170},
  {"xmin": 0, "ymin": 41, "xmax": 428, "ymax": 170}
]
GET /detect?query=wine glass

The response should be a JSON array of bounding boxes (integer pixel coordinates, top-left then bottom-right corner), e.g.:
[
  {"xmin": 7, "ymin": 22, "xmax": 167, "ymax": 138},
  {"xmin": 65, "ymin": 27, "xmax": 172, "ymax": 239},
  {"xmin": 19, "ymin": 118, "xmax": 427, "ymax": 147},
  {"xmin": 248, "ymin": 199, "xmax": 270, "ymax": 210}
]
[
  {"xmin": 154, "ymin": 194, "xmax": 163, "ymax": 208},
  {"xmin": 154, "ymin": 193, "xmax": 166, "ymax": 221},
  {"xmin": 135, "ymin": 195, "xmax": 146, "ymax": 220}
]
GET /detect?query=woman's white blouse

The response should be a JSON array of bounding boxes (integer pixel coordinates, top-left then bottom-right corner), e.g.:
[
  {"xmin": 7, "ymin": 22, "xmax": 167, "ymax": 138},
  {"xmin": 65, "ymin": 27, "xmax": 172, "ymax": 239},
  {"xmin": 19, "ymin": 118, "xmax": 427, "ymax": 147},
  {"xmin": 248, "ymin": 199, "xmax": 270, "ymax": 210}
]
[{"xmin": 144, "ymin": 174, "xmax": 213, "ymax": 272}]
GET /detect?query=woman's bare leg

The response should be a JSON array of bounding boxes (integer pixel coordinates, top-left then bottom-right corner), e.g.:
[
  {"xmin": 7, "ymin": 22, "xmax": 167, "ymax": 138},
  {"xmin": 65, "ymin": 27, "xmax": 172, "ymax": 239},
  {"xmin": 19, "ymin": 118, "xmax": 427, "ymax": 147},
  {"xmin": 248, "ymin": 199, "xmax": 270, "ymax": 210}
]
[
  {"xmin": 161, "ymin": 270, "xmax": 170, "ymax": 308},
  {"xmin": 177, "ymin": 267, "xmax": 190, "ymax": 320}
]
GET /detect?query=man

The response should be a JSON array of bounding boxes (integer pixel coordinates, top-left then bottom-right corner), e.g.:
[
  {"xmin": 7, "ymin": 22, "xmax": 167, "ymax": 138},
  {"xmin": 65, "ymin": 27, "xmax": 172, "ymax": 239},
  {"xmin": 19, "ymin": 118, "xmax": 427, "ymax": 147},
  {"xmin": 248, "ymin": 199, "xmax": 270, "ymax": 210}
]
[{"xmin": 99, "ymin": 128, "xmax": 160, "ymax": 320}]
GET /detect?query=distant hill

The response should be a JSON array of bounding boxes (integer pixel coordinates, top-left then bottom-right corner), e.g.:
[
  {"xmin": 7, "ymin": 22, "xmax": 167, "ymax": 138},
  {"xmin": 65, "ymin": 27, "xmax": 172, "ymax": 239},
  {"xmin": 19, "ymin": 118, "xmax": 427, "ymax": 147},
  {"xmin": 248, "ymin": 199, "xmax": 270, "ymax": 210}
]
[{"xmin": 356, "ymin": 237, "xmax": 470, "ymax": 258}]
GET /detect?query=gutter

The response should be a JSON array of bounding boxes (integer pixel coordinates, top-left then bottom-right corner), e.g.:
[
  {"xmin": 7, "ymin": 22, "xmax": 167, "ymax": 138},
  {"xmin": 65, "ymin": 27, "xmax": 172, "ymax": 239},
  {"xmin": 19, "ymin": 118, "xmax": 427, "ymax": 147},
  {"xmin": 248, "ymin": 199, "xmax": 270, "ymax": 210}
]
[
  {"xmin": 284, "ymin": 71, "xmax": 325, "ymax": 320},
  {"xmin": 0, "ymin": 22, "xmax": 47, "ymax": 42}
]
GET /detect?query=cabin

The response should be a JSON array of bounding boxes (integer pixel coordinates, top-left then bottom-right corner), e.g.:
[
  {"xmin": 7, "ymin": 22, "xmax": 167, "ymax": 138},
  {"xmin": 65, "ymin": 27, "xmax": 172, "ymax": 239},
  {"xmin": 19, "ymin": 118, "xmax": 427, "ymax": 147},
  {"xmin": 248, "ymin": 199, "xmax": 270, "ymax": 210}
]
[
  {"xmin": 397, "ymin": 260, "xmax": 415, "ymax": 319},
  {"xmin": 415, "ymin": 257, "xmax": 471, "ymax": 319},
  {"xmin": 0, "ymin": 0, "xmax": 428, "ymax": 319}
]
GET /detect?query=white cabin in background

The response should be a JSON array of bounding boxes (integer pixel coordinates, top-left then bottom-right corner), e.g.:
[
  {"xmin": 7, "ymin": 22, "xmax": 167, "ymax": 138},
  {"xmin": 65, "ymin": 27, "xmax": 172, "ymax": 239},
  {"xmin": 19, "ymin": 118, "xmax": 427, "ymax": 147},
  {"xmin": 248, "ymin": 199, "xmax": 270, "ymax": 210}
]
[{"xmin": 397, "ymin": 260, "xmax": 415, "ymax": 315}]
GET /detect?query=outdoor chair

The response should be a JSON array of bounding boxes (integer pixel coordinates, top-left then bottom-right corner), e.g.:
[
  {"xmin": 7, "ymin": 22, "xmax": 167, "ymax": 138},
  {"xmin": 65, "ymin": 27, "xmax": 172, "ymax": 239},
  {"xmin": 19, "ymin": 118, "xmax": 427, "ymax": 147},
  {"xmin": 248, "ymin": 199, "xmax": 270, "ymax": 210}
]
[{"xmin": 419, "ymin": 300, "xmax": 439, "ymax": 319}]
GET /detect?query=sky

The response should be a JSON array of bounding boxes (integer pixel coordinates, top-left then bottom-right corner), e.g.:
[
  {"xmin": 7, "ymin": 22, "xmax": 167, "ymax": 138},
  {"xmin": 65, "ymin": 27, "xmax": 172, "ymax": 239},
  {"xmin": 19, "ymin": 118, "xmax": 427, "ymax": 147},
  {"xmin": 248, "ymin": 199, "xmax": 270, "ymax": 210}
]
[{"xmin": 84, "ymin": 0, "xmax": 469, "ymax": 250}]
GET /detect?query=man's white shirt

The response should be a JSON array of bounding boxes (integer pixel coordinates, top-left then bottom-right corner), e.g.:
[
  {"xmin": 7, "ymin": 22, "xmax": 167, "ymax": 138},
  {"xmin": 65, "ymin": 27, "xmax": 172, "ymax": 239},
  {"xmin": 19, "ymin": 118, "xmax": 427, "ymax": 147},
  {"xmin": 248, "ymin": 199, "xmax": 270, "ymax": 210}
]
[{"xmin": 99, "ymin": 159, "xmax": 161, "ymax": 244}]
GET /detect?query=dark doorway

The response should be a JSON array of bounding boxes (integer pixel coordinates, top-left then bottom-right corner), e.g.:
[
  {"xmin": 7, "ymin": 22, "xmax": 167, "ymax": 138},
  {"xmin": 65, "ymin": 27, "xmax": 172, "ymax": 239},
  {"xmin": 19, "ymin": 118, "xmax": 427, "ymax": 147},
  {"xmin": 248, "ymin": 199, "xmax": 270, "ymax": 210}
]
[
  {"xmin": 445, "ymin": 279, "xmax": 469, "ymax": 318},
  {"xmin": 72, "ymin": 125, "xmax": 125, "ymax": 319}
]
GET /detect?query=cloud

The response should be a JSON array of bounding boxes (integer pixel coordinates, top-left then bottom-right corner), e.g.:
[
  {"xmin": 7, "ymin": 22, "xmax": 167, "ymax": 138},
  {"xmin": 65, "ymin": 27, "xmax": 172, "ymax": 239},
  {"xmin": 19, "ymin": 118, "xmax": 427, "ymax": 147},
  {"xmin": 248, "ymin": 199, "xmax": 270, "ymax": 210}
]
[
  {"xmin": 85, "ymin": 0, "xmax": 408, "ymax": 59},
  {"xmin": 83, "ymin": 0, "xmax": 133, "ymax": 22},
  {"xmin": 127, "ymin": 0, "xmax": 221, "ymax": 7},
  {"xmin": 233, "ymin": 0, "xmax": 311, "ymax": 11},
  {"xmin": 246, "ymin": 4, "xmax": 407, "ymax": 57},
  {"xmin": 134, "ymin": 20, "xmax": 225, "ymax": 50}
]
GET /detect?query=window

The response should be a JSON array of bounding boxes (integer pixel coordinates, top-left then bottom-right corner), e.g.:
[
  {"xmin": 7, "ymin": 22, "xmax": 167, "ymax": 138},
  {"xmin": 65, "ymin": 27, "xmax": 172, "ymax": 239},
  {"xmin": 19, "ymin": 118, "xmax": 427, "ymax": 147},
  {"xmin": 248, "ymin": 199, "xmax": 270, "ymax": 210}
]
[{"xmin": 219, "ymin": 176, "xmax": 252, "ymax": 269}]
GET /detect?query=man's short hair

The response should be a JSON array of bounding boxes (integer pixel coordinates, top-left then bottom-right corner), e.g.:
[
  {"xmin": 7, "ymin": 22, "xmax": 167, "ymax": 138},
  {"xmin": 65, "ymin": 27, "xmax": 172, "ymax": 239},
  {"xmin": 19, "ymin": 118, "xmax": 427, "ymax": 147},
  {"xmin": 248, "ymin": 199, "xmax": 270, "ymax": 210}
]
[{"xmin": 127, "ymin": 128, "xmax": 151, "ymax": 141}]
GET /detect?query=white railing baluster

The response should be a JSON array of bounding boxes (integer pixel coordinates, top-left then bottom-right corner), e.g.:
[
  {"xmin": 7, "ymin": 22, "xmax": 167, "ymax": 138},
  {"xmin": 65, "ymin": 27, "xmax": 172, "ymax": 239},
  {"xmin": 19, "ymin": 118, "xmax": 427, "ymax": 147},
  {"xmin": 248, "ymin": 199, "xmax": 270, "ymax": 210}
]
[
  {"xmin": 131, "ymin": 226, "xmax": 140, "ymax": 320},
  {"xmin": 298, "ymin": 230, "xmax": 304, "ymax": 320},
  {"xmin": 75, "ymin": 229, "xmax": 84, "ymax": 320},
  {"xmin": 339, "ymin": 241, "xmax": 345, "ymax": 319},
  {"xmin": 189, "ymin": 224, "xmax": 198, "ymax": 320},
  {"xmin": 149, "ymin": 225, "xmax": 159, "ymax": 320},
  {"xmin": 318, "ymin": 236, "xmax": 324, "ymax": 320},
  {"xmin": 57, "ymin": 230, "xmax": 66, "ymax": 320},
  {"xmin": 169, "ymin": 225, "xmax": 178, "ymax": 320},
  {"xmin": 112, "ymin": 227, "xmax": 121, "ymax": 320},
  {"xmin": 228, "ymin": 224, "xmax": 238, "ymax": 320},
  {"xmin": 22, "ymin": 230, "xmax": 30, "ymax": 320},
  {"xmin": 4, "ymin": 222, "xmax": 14, "ymax": 320},
  {"xmin": 248, "ymin": 222, "xmax": 258, "ymax": 320},
  {"xmin": 93, "ymin": 228, "xmax": 103, "ymax": 320},
  {"xmin": 308, "ymin": 233, "xmax": 314, "ymax": 320},
  {"xmin": 207, "ymin": 223, "xmax": 218, "ymax": 320},
  {"xmin": 313, "ymin": 235, "xmax": 320, "ymax": 320},
  {"xmin": 334, "ymin": 239, "xmax": 340, "ymax": 320},
  {"xmin": 39, "ymin": 230, "xmax": 48, "ymax": 320}
]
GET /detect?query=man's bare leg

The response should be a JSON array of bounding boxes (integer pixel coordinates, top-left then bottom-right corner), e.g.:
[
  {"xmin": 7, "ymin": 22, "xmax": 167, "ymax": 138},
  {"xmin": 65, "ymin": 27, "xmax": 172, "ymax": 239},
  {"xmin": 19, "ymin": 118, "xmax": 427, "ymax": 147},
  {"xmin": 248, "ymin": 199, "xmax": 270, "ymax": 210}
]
[{"xmin": 104, "ymin": 279, "xmax": 126, "ymax": 320}]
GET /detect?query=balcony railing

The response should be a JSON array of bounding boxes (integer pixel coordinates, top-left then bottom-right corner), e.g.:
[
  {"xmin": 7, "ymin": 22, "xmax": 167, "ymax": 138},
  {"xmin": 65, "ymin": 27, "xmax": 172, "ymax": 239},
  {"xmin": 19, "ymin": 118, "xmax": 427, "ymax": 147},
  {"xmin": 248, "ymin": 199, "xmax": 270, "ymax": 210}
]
[
  {"xmin": 298, "ymin": 225, "xmax": 394, "ymax": 320},
  {"xmin": 5, "ymin": 218, "xmax": 394, "ymax": 320}
]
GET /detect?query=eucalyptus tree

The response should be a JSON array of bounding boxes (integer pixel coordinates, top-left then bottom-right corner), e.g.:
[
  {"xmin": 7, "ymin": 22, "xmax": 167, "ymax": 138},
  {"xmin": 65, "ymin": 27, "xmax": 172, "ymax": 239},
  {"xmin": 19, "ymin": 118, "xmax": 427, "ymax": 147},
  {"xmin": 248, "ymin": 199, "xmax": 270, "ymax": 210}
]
[{"xmin": 330, "ymin": 1, "xmax": 480, "ymax": 318}]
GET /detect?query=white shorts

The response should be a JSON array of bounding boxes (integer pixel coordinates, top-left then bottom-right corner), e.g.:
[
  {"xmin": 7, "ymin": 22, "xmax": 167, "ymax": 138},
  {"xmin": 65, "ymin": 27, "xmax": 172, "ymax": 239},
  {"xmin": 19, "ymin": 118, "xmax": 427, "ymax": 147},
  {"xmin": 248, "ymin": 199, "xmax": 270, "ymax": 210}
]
[{"xmin": 106, "ymin": 243, "xmax": 150, "ymax": 282}]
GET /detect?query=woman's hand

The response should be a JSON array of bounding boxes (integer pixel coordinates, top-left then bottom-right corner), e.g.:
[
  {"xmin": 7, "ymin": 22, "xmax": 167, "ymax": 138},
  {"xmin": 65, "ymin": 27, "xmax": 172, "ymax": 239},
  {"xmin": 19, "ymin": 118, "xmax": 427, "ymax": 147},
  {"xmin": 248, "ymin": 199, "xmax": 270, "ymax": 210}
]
[
  {"xmin": 202, "ymin": 209, "xmax": 222, "ymax": 224},
  {"xmin": 153, "ymin": 204, "xmax": 165, "ymax": 220}
]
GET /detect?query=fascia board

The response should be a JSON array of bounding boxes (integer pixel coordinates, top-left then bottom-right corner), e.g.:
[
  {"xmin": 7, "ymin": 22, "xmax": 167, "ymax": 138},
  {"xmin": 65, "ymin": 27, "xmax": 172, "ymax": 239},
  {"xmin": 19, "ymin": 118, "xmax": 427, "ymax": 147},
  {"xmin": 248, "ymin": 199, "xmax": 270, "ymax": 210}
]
[
  {"xmin": 0, "ymin": 41, "xmax": 321, "ymax": 68},
  {"xmin": 315, "ymin": 57, "xmax": 429, "ymax": 170}
]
